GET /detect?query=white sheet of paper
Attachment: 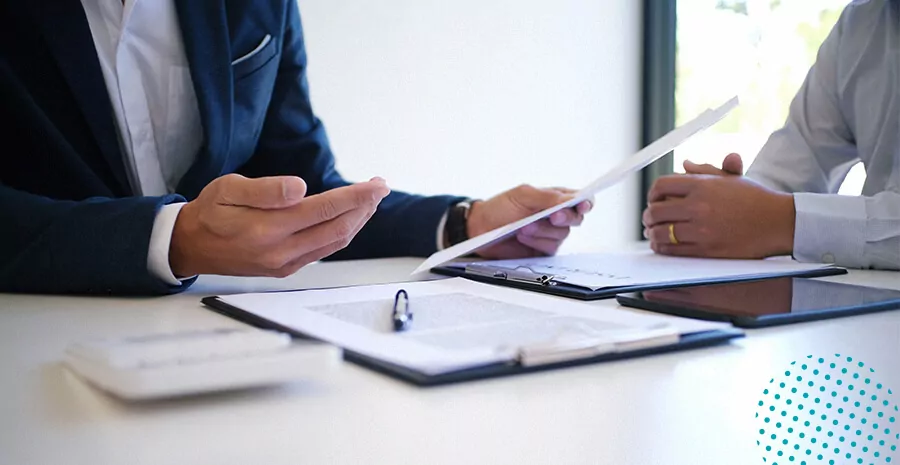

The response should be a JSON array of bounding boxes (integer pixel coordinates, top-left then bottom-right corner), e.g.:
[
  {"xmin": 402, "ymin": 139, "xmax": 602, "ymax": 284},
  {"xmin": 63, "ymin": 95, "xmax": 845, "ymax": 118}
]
[
  {"xmin": 217, "ymin": 278, "xmax": 731, "ymax": 375},
  {"xmin": 412, "ymin": 96, "xmax": 740, "ymax": 274},
  {"xmin": 460, "ymin": 251, "xmax": 833, "ymax": 290}
]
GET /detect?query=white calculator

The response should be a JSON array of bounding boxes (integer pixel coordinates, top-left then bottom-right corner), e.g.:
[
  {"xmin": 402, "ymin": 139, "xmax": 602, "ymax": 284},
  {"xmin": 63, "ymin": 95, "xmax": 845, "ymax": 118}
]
[{"xmin": 64, "ymin": 328, "xmax": 341, "ymax": 400}]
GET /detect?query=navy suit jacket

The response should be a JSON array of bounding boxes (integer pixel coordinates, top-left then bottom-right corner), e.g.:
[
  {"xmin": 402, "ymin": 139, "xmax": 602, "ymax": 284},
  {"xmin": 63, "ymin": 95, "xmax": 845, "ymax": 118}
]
[{"xmin": 0, "ymin": 0, "xmax": 463, "ymax": 294}]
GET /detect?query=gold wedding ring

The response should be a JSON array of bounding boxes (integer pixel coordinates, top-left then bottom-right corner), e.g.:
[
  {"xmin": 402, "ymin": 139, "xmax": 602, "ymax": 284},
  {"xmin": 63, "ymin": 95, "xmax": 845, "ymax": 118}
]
[{"xmin": 668, "ymin": 223, "xmax": 679, "ymax": 245}]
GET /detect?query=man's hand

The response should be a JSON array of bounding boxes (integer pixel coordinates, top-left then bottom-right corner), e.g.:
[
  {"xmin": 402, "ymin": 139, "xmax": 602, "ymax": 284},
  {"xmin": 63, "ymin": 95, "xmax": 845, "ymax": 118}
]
[
  {"xmin": 642, "ymin": 174, "xmax": 795, "ymax": 259},
  {"xmin": 170, "ymin": 174, "xmax": 390, "ymax": 278},
  {"xmin": 683, "ymin": 152, "xmax": 744, "ymax": 176},
  {"xmin": 467, "ymin": 185, "xmax": 593, "ymax": 259}
]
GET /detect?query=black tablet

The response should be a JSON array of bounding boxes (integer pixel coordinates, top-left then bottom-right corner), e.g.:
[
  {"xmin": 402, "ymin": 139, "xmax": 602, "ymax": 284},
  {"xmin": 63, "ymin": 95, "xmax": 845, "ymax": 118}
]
[{"xmin": 616, "ymin": 277, "xmax": 900, "ymax": 328}]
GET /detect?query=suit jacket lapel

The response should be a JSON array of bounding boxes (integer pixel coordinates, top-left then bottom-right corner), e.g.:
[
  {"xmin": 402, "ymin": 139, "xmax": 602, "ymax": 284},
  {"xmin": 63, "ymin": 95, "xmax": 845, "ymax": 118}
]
[
  {"xmin": 174, "ymin": 0, "xmax": 234, "ymax": 199},
  {"xmin": 27, "ymin": 0, "xmax": 131, "ymax": 196}
]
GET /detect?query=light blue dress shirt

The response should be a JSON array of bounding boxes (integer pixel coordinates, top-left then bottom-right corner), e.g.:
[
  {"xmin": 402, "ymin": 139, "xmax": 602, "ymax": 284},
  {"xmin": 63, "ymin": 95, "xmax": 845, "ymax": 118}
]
[{"xmin": 747, "ymin": 0, "xmax": 900, "ymax": 270}]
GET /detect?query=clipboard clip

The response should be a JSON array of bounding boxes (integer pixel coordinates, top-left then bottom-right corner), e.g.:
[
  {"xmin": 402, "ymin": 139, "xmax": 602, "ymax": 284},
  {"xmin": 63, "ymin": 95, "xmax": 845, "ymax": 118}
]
[
  {"xmin": 465, "ymin": 264, "xmax": 565, "ymax": 287},
  {"xmin": 515, "ymin": 336, "xmax": 616, "ymax": 367},
  {"xmin": 512, "ymin": 324, "xmax": 679, "ymax": 367}
]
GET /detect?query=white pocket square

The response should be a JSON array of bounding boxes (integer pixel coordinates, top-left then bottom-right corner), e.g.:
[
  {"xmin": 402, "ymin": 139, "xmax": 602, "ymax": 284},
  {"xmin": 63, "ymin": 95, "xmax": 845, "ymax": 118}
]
[{"xmin": 231, "ymin": 34, "xmax": 272, "ymax": 66}]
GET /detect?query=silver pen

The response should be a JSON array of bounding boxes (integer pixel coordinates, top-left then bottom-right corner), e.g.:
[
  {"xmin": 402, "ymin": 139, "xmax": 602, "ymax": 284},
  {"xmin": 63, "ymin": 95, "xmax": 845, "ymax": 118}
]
[{"xmin": 392, "ymin": 289, "xmax": 413, "ymax": 331}]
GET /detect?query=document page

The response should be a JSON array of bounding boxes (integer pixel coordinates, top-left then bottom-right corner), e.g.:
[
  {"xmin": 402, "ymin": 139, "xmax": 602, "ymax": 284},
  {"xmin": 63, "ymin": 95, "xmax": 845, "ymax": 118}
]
[
  {"xmin": 412, "ymin": 96, "xmax": 739, "ymax": 274},
  {"xmin": 307, "ymin": 293, "xmax": 634, "ymax": 351},
  {"xmin": 461, "ymin": 251, "xmax": 834, "ymax": 290},
  {"xmin": 217, "ymin": 278, "xmax": 731, "ymax": 375}
]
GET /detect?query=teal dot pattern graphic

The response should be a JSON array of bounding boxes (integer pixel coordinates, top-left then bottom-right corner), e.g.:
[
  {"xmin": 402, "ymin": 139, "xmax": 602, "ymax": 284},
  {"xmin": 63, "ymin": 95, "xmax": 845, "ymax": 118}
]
[{"xmin": 756, "ymin": 355, "xmax": 899, "ymax": 465}]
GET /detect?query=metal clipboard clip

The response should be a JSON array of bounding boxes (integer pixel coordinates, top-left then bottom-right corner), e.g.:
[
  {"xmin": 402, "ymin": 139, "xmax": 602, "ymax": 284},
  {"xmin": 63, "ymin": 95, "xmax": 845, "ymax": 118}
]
[{"xmin": 464, "ymin": 264, "xmax": 565, "ymax": 287}]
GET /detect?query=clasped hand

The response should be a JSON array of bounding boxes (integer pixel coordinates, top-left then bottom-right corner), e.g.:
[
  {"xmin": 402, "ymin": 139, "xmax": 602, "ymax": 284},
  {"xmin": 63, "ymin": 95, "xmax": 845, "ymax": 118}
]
[{"xmin": 642, "ymin": 153, "xmax": 796, "ymax": 259}]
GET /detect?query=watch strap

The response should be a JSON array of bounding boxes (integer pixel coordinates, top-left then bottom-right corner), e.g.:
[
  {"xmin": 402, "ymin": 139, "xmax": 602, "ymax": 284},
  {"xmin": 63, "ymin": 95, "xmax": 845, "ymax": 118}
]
[{"xmin": 446, "ymin": 200, "xmax": 474, "ymax": 247}]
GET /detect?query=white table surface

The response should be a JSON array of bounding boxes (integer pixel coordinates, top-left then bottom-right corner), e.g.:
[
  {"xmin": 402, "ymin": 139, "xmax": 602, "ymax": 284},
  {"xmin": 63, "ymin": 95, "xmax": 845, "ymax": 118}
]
[{"xmin": 1, "ymin": 256, "xmax": 899, "ymax": 465}]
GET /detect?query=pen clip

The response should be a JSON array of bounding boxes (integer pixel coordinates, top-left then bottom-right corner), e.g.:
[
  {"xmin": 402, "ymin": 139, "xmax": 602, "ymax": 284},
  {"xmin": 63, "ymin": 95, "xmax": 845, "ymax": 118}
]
[{"xmin": 465, "ymin": 264, "xmax": 563, "ymax": 287}]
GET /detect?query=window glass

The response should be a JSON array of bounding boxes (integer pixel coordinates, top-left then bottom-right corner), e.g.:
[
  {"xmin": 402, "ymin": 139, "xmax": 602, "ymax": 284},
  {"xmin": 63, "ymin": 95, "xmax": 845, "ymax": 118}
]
[{"xmin": 674, "ymin": 0, "xmax": 863, "ymax": 195}]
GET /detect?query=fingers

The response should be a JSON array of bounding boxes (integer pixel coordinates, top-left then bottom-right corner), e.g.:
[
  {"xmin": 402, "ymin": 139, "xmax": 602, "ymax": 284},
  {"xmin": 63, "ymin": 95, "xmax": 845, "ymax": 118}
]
[
  {"xmin": 215, "ymin": 174, "xmax": 308, "ymax": 209},
  {"xmin": 641, "ymin": 198, "xmax": 695, "ymax": 228},
  {"xmin": 576, "ymin": 199, "xmax": 593, "ymax": 215},
  {"xmin": 515, "ymin": 231, "xmax": 561, "ymax": 256},
  {"xmin": 550, "ymin": 189, "xmax": 593, "ymax": 216},
  {"xmin": 647, "ymin": 175, "xmax": 702, "ymax": 202},
  {"xmin": 264, "ymin": 179, "xmax": 390, "ymax": 237},
  {"xmin": 643, "ymin": 222, "xmax": 701, "ymax": 245},
  {"xmin": 722, "ymin": 153, "xmax": 744, "ymax": 175},
  {"xmin": 273, "ymin": 208, "xmax": 376, "ymax": 278},
  {"xmin": 682, "ymin": 153, "xmax": 744, "ymax": 177},
  {"xmin": 178, "ymin": 176, "xmax": 390, "ymax": 278},
  {"xmin": 272, "ymin": 238, "xmax": 353, "ymax": 278},
  {"xmin": 516, "ymin": 219, "xmax": 570, "ymax": 256},
  {"xmin": 548, "ymin": 207, "xmax": 584, "ymax": 227},
  {"xmin": 683, "ymin": 160, "xmax": 727, "ymax": 176},
  {"xmin": 549, "ymin": 187, "xmax": 578, "ymax": 195},
  {"xmin": 511, "ymin": 185, "xmax": 571, "ymax": 212},
  {"xmin": 548, "ymin": 198, "xmax": 592, "ymax": 227},
  {"xmin": 650, "ymin": 240, "xmax": 706, "ymax": 258},
  {"xmin": 475, "ymin": 239, "xmax": 545, "ymax": 259},
  {"xmin": 520, "ymin": 219, "xmax": 570, "ymax": 241},
  {"xmin": 260, "ymin": 198, "xmax": 377, "ymax": 273}
]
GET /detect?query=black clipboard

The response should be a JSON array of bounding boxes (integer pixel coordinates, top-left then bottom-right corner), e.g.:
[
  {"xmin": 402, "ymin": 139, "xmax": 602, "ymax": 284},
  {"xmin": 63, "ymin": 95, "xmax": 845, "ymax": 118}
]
[
  {"xmin": 202, "ymin": 295, "xmax": 744, "ymax": 387},
  {"xmin": 430, "ymin": 262, "xmax": 847, "ymax": 301}
]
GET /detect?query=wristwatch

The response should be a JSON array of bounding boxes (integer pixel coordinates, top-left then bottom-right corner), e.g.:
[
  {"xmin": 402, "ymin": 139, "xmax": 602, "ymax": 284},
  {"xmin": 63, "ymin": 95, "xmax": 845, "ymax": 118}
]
[{"xmin": 445, "ymin": 200, "xmax": 475, "ymax": 247}]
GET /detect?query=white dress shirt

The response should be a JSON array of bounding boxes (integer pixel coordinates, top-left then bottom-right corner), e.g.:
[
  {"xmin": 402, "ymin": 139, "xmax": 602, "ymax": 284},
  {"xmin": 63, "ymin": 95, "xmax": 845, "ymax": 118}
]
[
  {"xmin": 81, "ymin": 0, "xmax": 201, "ymax": 285},
  {"xmin": 746, "ymin": 0, "xmax": 900, "ymax": 270}
]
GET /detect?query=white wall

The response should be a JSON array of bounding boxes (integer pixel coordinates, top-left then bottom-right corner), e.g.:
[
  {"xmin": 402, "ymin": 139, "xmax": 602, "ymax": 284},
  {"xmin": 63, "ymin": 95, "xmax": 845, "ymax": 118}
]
[{"xmin": 297, "ymin": 0, "xmax": 641, "ymax": 252}]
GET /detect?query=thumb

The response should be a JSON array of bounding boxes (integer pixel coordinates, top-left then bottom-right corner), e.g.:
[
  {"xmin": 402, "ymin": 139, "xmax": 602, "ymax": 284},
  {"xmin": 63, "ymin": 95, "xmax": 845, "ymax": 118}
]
[
  {"xmin": 722, "ymin": 152, "xmax": 744, "ymax": 175},
  {"xmin": 215, "ymin": 174, "xmax": 308, "ymax": 209},
  {"xmin": 512, "ymin": 185, "xmax": 570, "ymax": 212}
]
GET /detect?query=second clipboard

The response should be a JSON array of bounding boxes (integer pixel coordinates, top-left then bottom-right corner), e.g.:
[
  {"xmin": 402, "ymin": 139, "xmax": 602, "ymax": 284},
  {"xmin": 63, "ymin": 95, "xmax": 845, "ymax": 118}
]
[{"xmin": 429, "ymin": 262, "xmax": 848, "ymax": 301}]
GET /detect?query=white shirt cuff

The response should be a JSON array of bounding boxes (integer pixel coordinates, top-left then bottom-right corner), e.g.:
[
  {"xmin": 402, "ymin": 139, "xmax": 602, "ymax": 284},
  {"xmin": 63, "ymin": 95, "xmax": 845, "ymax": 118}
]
[
  {"xmin": 148, "ymin": 202, "xmax": 189, "ymax": 286},
  {"xmin": 792, "ymin": 193, "xmax": 867, "ymax": 267},
  {"xmin": 436, "ymin": 210, "xmax": 449, "ymax": 251}
]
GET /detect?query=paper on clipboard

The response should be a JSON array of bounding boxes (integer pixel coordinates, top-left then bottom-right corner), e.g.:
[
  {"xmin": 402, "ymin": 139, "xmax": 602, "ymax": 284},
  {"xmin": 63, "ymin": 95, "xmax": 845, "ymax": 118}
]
[
  {"xmin": 412, "ymin": 96, "xmax": 740, "ymax": 275},
  {"xmin": 213, "ymin": 278, "xmax": 727, "ymax": 375}
]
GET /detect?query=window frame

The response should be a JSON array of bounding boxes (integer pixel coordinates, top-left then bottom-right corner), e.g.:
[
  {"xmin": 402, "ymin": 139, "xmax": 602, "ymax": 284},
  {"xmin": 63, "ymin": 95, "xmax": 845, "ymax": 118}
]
[{"xmin": 639, "ymin": 0, "xmax": 677, "ymax": 238}]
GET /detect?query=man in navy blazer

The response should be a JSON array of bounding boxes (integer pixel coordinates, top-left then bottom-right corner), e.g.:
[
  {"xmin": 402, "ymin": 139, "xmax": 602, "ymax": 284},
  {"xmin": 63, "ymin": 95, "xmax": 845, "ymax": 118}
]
[{"xmin": 0, "ymin": 0, "xmax": 591, "ymax": 295}]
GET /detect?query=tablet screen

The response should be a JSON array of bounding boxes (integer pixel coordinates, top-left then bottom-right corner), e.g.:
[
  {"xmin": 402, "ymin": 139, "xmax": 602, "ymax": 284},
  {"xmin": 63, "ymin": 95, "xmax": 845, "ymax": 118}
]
[{"xmin": 638, "ymin": 278, "xmax": 900, "ymax": 318}]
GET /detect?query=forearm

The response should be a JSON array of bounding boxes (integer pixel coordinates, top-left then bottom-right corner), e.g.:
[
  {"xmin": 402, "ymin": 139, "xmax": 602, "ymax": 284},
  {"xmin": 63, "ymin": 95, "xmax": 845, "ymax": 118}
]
[
  {"xmin": 0, "ymin": 184, "xmax": 194, "ymax": 294},
  {"xmin": 791, "ymin": 191, "xmax": 900, "ymax": 270}
]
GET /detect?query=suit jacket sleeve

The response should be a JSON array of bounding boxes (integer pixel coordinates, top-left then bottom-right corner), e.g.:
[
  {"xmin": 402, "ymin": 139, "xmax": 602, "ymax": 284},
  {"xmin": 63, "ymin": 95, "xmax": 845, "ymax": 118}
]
[
  {"xmin": 0, "ymin": 183, "xmax": 195, "ymax": 294},
  {"xmin": 236, "ymin": 0, "xmax": 464, "ymax": 259}
]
